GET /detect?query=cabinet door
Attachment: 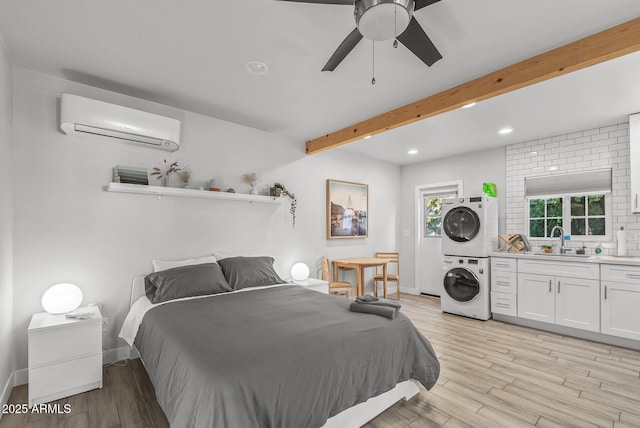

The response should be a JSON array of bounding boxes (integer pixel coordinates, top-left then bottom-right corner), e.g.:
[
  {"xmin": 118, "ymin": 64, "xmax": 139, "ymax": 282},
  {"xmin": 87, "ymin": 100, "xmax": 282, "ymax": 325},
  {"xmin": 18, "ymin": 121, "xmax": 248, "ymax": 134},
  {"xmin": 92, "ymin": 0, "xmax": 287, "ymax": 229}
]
[
  {"xmin": 555, "ymin": 277, "xmax": 600, "ymax": 332},
  {"xmin": 517, "ymin": 273, "xmax": 555, "ymax": 323},
  {"xmin": 601, "ymin": 281, "xmax": 640, "ymax": 340},
  {"xmin": 631, "ymin": 113, "xmax": 640, "ymax": 213}
]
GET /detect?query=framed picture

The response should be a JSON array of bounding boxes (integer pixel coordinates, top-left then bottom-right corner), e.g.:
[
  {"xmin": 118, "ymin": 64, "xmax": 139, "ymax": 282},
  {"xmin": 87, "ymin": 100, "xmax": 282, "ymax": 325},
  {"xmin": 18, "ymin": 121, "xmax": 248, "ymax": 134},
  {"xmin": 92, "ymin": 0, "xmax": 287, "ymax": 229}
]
[{"xmin": 327, "ymin": 179, "xmax": 368, "ymax": 239}]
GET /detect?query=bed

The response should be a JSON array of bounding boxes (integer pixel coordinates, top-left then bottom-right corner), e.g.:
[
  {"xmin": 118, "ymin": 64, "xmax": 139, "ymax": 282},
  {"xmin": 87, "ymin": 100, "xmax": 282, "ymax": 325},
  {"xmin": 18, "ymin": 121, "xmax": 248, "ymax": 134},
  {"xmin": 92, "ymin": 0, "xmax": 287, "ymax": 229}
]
[{"xmin": 120, "ymin": 259, "xmax": 439, "ymax": 428}]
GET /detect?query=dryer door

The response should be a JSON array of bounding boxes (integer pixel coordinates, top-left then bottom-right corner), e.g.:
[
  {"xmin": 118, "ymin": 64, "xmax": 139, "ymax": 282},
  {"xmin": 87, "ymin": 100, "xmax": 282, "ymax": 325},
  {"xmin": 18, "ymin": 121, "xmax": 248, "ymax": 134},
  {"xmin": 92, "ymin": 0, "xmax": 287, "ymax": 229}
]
[
  {"xmin": 443, "ymin": 268, "xmax": 480, "ymax": 302},
  {"xmin": 443, "ymin": 206, "xmax": 480, "ymax": 242}
]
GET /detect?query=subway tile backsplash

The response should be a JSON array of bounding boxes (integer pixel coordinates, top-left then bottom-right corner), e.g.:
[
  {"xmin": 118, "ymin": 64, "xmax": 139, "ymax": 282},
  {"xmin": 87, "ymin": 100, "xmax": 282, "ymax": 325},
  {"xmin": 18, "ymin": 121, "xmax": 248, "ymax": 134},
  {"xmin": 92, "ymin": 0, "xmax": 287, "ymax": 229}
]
[{"xmin": 505, "ymin": 122, "xmax": 639, "ymax": 256}]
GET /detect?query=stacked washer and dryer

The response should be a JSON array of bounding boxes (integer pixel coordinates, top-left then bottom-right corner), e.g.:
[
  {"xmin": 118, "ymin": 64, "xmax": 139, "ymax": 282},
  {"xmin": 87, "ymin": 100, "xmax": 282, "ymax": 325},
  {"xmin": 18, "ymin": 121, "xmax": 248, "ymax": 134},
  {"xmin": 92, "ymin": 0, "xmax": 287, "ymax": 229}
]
[{"xmin": 440, "ymin": 196, "xmax": 498, "ymax": 320}]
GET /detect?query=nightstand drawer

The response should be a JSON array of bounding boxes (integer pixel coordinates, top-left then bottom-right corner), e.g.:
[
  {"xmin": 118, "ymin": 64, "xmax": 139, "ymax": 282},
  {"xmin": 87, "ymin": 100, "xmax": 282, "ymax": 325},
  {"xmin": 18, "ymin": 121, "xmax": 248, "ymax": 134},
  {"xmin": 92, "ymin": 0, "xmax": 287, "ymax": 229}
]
[
  {"xmin": 29, "ymin": 354, "xmax": 102, "ymax": 406},
  {"xmin": 29, "ymin": 321, "xmax": 101, "ymax": 367}
]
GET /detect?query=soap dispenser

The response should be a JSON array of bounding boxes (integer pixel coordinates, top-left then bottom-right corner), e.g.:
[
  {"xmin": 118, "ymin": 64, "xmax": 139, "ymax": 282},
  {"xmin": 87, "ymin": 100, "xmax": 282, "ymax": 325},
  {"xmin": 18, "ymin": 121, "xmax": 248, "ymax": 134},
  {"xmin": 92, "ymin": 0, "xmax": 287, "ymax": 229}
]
[{"xmin": 595, "ymin": 242, "xmax": 602, "ymax": 255}]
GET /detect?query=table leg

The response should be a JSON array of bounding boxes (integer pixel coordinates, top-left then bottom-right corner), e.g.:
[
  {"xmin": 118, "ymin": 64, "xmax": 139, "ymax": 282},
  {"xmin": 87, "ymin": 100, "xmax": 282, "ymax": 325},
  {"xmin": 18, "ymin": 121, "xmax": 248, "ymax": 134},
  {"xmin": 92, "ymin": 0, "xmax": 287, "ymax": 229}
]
[
  {"xmin": 332, "ymin": 261, "xmax": 338, "ymax": 282},
  {"xmin": 357, "ymin": 267, "xmax": 365, "ymax": 296}
]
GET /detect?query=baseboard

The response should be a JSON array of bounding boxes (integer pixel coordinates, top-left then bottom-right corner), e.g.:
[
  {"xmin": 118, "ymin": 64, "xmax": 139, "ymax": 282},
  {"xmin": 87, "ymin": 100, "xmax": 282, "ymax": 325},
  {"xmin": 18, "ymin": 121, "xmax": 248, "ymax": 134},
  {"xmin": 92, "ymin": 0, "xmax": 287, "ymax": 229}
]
[{"xmin": 0, "ymin": 371, "xmax": 14, "ymax": 419}]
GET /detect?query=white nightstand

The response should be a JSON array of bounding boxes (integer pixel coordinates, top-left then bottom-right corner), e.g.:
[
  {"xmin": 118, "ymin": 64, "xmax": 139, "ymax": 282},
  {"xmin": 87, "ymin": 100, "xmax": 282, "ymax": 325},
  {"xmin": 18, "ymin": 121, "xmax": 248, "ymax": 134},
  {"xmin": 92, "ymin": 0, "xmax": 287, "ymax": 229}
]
[
  {"xmin": 288, "ymin": 278, "xmax": 329, "ymax": 294},
  {"xmin": 28, "ymin": 306, "xmax": 103, "ymax": 407}
]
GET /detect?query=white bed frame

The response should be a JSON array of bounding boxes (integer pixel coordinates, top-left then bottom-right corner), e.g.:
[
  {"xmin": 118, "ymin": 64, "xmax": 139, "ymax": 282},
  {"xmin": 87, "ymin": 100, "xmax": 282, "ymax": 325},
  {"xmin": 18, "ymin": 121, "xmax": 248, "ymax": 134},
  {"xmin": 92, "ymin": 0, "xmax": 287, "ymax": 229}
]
[{"xmin": 130, "ymin": 276, "xmax": 420, "ymax": 428}]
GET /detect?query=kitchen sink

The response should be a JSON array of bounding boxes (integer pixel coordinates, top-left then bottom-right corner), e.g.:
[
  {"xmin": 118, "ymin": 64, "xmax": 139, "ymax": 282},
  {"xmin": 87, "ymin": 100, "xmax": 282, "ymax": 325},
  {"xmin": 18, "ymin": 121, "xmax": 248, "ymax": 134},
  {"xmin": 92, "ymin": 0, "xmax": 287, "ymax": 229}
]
[{"xmin": 538, "ymin": 252, "xmax": 593, "ymax": 258}]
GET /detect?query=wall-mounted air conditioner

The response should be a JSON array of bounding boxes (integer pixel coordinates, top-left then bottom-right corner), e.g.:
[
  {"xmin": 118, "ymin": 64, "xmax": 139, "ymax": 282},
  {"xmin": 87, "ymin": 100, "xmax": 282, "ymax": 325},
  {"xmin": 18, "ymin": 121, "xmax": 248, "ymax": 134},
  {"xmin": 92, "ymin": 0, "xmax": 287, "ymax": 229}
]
[{"xmin": 60, "ymin": 93, "xmax": 181, "ymax": 152}]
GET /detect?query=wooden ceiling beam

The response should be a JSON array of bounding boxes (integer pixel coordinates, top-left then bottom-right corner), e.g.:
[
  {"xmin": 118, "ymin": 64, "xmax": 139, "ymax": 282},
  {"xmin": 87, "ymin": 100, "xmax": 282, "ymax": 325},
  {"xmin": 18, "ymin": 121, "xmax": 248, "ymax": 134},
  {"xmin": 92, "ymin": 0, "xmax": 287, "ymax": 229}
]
[{"xmin": 305, "ymin": 17, "xmax": 640, "ymax": 155}]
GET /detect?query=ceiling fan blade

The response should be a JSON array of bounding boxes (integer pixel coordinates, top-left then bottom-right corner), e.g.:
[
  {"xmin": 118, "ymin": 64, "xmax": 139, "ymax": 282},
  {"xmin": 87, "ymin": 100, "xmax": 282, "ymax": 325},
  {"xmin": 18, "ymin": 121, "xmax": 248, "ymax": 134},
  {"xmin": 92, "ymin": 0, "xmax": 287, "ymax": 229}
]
[
  {"xmin": 274, "ymin": 0, "xmax": 353, "ymax": 4},
  {"xmin": 414, "ymin": 0, "xmax": 441, "ymax": 11},
  {"xmin": 322, "ymin": 28, "xmax": 363, "ymax": 71},
  {"xmin": 396, "ymin": 17, "xmax": 442, "ymax": 67}
]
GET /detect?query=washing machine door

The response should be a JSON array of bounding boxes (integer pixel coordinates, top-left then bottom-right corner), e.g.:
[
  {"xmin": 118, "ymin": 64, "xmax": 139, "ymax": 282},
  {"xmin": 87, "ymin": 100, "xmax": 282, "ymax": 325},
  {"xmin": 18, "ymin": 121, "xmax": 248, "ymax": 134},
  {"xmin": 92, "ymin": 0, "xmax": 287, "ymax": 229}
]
[
  {"xmin": 443, "ymin": 268, "xmax": 480, "ymax": 302},
  {"xmin": 443, "ymin": 206, "xmax": 480, "ymax": 242}
]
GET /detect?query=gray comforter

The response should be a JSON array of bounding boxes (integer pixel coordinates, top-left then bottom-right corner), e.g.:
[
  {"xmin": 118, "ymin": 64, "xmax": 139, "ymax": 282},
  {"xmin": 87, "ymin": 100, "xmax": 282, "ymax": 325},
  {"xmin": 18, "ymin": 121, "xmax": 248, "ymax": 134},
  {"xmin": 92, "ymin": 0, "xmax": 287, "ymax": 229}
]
[{"xmin": 135, "ymin": 285, "xmax": 439, "ymax": 428}]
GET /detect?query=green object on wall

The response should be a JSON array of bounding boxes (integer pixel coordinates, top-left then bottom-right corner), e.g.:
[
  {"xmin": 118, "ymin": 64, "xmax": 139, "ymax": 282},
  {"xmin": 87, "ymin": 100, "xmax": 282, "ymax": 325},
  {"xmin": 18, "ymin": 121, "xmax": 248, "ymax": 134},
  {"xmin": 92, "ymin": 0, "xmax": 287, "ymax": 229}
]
[{"xmin": 483, "ymin": 182, "xmax": 497, "ymax": 197}]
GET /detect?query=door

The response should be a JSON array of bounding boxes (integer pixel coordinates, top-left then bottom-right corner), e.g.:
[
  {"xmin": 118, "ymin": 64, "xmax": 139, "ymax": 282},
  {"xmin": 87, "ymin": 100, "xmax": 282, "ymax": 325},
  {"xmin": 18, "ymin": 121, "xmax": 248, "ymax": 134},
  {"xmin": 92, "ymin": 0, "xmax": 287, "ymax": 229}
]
[
  {"xmin": 416, "ymin": 181, "xmax": 462, "ymax": 296},
  {"xmin": 601, "ymin": 281, "xmax": 640, "ymax": 340},
  {"xmin": 555, "ymin": 277, "xmax": 600, "ymax": 332},
  {"xmin": 517, "ymin": 273, "xmax": 555, "ymax": 323}
]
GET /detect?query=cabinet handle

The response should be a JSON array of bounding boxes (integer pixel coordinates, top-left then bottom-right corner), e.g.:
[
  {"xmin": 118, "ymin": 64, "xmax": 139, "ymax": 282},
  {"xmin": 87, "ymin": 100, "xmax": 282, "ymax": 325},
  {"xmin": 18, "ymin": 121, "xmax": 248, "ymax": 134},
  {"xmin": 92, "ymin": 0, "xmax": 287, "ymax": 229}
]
[
  {"xmin": 557, "ymin": 280, "xmax": 561, "ymax": 294},
  {"xmin": 497, "ymin": 263, "xmax": 511, "ymax": 268},
  {"xmin": 625, "ymin": 273, "xmax": 640, "ymax": 279},
  {"xmin": 604, "ymin": 285, "xmax": 608, "ymax": 300},
  {"xmin": 549, "ymin": 280, "xmax": 552, "ymax": 293},
  {"xmin": 497, "ymin": 281, "xmax": 510, "ymax": 286},
  {"xmin": 636, "ymin": 194, "xmax": 639, "ymax": 210}
]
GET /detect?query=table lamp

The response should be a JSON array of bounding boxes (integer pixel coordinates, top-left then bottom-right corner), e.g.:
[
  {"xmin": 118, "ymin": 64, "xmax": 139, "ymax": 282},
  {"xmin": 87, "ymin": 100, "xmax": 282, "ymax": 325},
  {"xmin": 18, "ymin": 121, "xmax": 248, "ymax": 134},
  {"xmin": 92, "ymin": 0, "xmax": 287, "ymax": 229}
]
[
  {"xmin": 41, "ymin": 283, "xmax": 83, "ymax": 314},
  {"xmin": 290, "ymin": 263, "xmax": 310, "ymax": 281}
]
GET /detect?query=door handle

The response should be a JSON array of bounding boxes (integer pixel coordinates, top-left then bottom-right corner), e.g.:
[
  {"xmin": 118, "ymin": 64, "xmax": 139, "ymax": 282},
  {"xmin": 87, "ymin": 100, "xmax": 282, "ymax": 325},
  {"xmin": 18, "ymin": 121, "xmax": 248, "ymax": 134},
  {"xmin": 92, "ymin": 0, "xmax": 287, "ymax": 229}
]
[
  {"xmin": 557, "ymin": 280, "xmax": 561, "ymax": 294},
  {"xmin": 604, "ymin": 285, "xmax": 608, "ymax": 300},
  {"xmin": 549, "ymin": 280, "xmax": 552, "ymax": 293}
]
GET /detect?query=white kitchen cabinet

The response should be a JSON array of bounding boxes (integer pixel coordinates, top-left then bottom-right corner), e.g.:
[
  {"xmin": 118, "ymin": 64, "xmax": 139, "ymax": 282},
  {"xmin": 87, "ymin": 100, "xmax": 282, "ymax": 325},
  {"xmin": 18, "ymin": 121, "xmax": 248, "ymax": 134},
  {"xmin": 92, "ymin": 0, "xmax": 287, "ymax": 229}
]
[
  {"xmin": 517, "ymin": 260, "xmax": 600, "ymax": 332},
  {"xmin": 28, "ymin": 306, "xmax": 103, "ymax": 406},
  {"xmin": 491, "ymin": 257, "xmax": 517, "ymax": 316},
  {"xmin": 601, "ymin": 264, "xmax": 640, "ymax": 340},
  {"xmin": 630, "ymin": 113, "xmax": 640, "ymax": 213},
  {"xmin": 518, "ymin": 273, "xmax": 555, "ymax": 323},
  {"xmin": 555, "ymin": 276, "xmax": 600, "ymax": 332}
]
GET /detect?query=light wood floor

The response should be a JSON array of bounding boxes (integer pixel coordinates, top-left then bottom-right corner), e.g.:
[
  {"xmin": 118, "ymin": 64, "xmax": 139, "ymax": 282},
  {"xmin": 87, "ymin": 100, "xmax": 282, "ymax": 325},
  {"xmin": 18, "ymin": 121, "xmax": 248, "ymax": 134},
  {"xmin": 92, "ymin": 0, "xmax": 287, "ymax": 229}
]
[{"xmin": 2, "ymin": 294, "xmax": 639, "ymax": 428}]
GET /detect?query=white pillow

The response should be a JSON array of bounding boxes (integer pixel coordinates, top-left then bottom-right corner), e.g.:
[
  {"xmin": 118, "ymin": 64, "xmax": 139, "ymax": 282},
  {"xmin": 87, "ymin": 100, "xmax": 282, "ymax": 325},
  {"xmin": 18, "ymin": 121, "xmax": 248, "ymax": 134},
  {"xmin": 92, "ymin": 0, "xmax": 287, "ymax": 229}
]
[{"xmin": 152, "ymin": 255, "xmax": 217, "ymax": 272}]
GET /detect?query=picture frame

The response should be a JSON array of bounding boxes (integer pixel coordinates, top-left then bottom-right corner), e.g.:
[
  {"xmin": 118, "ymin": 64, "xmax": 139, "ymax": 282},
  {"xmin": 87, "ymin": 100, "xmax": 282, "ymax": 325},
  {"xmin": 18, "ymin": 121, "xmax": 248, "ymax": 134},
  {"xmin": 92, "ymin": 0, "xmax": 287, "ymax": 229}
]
[{"xmin": 326, "ymin": 179, "xmax": 368, "ymax": 239}]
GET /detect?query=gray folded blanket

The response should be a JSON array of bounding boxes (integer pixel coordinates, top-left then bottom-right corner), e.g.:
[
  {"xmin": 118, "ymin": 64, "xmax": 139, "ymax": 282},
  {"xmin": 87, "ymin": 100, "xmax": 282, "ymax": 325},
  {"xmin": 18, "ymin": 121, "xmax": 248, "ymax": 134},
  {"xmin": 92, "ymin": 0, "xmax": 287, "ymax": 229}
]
[
  {"xmin": 349, "ymin": 301, "xmax": 399, "ymax": 319},
  {"xmin": 355, "ymin": 294, "xmax": 401, "ymax": 309}
]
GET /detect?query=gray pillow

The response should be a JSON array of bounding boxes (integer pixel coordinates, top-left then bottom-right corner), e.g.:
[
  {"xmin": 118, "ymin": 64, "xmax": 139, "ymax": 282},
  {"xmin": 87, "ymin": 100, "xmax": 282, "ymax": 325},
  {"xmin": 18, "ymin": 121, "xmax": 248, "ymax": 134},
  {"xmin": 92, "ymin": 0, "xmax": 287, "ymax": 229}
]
[
  {"xmin": 145, "ymin": 263, "xmax": 232, "ymax": 304},
  {"xmin": 218, "ymin": 256, "xmax": 285, "ymax": 290}
]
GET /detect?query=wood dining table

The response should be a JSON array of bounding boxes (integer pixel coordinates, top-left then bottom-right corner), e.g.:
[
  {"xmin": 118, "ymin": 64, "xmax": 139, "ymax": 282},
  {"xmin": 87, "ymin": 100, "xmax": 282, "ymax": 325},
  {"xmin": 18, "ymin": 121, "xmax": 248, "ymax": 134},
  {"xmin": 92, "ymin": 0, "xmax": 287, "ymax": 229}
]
[{"xmin": 332, "ymin": 257, "xmax": 392, "ymax": 298}]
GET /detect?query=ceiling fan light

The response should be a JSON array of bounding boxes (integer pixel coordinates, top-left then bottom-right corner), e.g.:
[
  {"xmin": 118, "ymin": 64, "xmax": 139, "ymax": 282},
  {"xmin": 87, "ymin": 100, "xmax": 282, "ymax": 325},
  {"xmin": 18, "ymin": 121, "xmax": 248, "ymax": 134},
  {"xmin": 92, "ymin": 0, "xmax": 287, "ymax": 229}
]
[{"xmin": 356, "ymin": 0, "xmax": 412, "ymax": 41}]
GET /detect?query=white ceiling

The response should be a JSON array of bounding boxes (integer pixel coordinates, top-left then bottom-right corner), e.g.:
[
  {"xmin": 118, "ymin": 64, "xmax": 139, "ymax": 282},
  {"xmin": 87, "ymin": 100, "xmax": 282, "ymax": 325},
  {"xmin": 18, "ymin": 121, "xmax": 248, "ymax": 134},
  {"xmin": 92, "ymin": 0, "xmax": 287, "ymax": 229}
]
[{"xmin": 0, "ymin": 1, "xmax": 639, "ymax": 165}]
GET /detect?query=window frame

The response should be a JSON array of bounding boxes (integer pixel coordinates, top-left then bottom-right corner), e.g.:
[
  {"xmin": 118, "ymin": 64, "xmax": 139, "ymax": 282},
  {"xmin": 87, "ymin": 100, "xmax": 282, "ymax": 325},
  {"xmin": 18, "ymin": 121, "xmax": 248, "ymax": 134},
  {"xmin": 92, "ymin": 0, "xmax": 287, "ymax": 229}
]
[
  {"xmin": 525, "ymin": 191, "xmax": 612, "ymax": 242},
  {"xmin": 423, "ymin": 193, "xmax": 457, "ymax": 238}
]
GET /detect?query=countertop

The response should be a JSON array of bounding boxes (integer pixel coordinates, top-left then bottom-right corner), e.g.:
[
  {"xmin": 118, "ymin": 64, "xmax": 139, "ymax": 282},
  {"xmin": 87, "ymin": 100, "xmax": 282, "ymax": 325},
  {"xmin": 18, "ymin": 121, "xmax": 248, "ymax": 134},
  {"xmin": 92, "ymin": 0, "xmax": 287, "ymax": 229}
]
[{"xmin": 490, "ymin": 251, "xmax": 640, "ymax": 266}]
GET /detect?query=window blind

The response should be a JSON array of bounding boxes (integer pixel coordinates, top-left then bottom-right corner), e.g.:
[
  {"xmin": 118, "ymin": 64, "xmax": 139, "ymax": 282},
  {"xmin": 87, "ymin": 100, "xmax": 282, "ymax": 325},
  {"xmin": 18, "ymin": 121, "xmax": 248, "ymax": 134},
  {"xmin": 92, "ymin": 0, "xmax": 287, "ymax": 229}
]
[{"xmin": 525, "ymin": 168, "xmax": 612, "ymax": 197}]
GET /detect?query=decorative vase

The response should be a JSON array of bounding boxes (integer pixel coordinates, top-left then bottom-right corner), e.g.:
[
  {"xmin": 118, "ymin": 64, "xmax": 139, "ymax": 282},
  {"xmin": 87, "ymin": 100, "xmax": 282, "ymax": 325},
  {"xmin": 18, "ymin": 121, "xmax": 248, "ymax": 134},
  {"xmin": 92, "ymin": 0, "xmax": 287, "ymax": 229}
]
[
  {"xmin": 250, "ymin": 186, "xmax": 258, "ymax": 195},
  {"xmin": 159, "ymin": 176, "xmax": 167, "ymax": 187}
]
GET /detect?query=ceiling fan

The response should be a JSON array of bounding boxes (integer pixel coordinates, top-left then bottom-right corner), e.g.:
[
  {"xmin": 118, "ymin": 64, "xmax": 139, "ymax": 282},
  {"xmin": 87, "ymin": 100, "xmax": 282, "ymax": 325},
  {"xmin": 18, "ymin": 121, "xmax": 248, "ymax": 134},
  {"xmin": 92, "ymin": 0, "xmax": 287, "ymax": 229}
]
[{"xmin": 275, "ymin": 0, "xmax": 443, "ymax": 71}]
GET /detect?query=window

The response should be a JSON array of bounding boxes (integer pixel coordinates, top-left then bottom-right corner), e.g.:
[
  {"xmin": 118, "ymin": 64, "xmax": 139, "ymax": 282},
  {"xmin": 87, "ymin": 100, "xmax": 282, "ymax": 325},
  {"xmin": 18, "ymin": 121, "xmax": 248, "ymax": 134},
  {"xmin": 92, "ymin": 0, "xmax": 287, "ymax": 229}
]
[
  {"xmin": 570, "ymin": 195, "xmax": 606, "ymax": 236},
  {"xmin": 424, "ymin": 194, "xmax": 455, "ymax": 237},
  {"xmin": 527, "ymin": 193, "xmax": 610, "ymax": 240}
]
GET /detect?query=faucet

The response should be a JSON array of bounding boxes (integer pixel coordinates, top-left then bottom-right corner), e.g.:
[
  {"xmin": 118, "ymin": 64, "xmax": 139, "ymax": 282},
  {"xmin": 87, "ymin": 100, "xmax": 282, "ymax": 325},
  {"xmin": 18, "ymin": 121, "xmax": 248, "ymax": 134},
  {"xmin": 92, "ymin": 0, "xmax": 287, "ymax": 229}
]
[{"xmin": 550, "ymin": 225, "xmax": 566, "ymax": 253}]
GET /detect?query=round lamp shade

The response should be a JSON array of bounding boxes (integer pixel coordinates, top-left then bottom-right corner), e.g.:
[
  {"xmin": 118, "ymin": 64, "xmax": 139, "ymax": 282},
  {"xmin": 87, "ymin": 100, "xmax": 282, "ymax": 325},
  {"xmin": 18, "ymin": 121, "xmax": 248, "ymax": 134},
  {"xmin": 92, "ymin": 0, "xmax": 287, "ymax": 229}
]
[
  {"xmin": 290, "ymin": 263, "xmax": 310, "ymax": 281},
  {"xmin": 41, "ymin": 283, "xmax": 83, "ymax": 314}
]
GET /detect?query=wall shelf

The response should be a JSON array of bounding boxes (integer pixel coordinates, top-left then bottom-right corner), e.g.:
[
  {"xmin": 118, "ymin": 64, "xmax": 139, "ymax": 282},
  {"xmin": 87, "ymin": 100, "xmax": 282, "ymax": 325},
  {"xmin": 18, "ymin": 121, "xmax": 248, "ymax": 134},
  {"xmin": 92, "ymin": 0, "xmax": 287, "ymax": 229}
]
[{"xmin": 105, "ymin": 182, "xmax": 285, "ymax": 204}]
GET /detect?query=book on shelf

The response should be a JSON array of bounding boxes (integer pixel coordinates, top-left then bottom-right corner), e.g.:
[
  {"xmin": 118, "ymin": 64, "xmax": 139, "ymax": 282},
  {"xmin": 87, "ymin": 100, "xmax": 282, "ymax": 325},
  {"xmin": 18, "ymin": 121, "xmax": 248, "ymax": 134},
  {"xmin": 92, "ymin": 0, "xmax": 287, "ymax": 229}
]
[{"xmin": 113, "ymin": 165, "xmax": 149, "ymax": 185}]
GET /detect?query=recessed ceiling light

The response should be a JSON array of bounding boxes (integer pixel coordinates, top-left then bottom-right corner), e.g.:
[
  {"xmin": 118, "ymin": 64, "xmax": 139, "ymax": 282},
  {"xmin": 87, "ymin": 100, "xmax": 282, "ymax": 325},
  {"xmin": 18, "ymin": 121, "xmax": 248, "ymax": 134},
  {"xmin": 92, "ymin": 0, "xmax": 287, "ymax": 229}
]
[
  {"xmin": 244, "ymin": 60, "xmax": 269, "ymax": 75},
  {"xmin": 364, "ymin": 135, "xmax": 372, "ymax": 139},
  {"xmin": 498, "ymin": 127, "xmax": 513, "ymax": 135},
  {"xmin": 408, "ymin": 149, "xmax": 418, "ymax": 155},
  {"xmin": 462, "ymin": 102, "xmax": 476, "ymax": 109}
]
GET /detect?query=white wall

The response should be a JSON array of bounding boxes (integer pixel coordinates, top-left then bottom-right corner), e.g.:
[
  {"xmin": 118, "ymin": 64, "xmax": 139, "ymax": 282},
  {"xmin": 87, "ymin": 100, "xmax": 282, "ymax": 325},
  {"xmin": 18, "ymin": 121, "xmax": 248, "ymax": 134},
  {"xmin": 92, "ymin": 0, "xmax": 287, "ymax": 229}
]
[
  {"xmin": 399, "ymin": 148, "xmax": 506, "ymax": 292},
  {"xmin": 505, "ymin": 122, "xmax": 639, "ymax": 256},
  {"xmin": 11, "ymin": 68, "xmax": 400, "ymax": 370},
  {"xmin": 0, "ymin": 33, "xmax": 14, "ymax": 407}
]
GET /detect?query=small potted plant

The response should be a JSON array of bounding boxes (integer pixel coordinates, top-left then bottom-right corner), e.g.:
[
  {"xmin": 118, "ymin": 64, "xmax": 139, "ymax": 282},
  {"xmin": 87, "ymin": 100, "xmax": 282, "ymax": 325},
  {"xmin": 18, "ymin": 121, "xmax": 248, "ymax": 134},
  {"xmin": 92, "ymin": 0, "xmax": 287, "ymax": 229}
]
[
  {"xmin": 243, "ymin": 173, "xmax": 259, "ymax": 195},
  {"xmin": 541, "ymin": 245, "xmax": 553, "ymax": 254},
  {"xmin": 150, "ymin": 159, "xmax": 181, "ymax": 187},
  {"xmin": 272, "ymin": 182, "xmax": 297, "ymax": 228}
]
